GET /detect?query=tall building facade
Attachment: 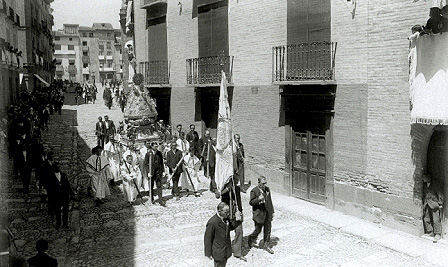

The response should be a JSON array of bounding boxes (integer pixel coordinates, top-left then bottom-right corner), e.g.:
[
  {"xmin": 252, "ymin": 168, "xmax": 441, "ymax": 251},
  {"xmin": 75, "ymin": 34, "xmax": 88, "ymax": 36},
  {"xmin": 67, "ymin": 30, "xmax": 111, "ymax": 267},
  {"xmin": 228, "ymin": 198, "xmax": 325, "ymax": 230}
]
[
  {"xmin": 54, "ymin": 23, "xmax": 122, "ymax": 83},
  {"xmin": 1, "ymin": 0, "xmax": 54, "ymax": 116},
  {"xmin": 128, "ymin": 0, "xmax": 447, "ymax": 236},
  {"xmin": 53, "ymin": 24, "xmax": 81, "ymax": 82},
  {"xmin": 20, "ymin": 0, "xmax": 54, "ymax": 91}
]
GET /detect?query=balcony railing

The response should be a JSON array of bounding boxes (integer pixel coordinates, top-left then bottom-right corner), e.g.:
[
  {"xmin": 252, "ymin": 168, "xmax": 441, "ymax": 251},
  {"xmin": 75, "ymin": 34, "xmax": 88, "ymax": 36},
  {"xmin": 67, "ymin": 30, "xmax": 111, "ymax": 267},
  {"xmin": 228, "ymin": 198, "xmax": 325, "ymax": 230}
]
[
  {"xmin": 82, "ymin": 46, "xmax": 89, "ymax": 51},
  {"xmin": 186, "ymin": 55, "xmax": 233, "ymax": 85},
  {"xmin": 139, "ymin": 60, "xmax": 170, "ymax": 85},
  {"xmin": 55, "ymin": 65, "xmax": 64, "ymax": 73},
  {"xmin": 68, "ymin": 65, "xmax": 77, "ymax": 74},
  {"xmin": 140, "ymin": 0, "xmax": 167, "ymax": 9},
  {"xmin": 272, "ymin": 41, "xmax": 337, "ymax": 83}
]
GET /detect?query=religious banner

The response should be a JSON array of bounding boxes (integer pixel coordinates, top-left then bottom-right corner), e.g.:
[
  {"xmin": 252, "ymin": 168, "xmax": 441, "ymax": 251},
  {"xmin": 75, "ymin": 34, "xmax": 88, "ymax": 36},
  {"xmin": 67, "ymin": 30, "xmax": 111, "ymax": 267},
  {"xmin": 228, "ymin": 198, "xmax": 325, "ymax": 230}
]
[{"xmin": 215, "ymin": 71, "xmax": 236, "ymax": 193}]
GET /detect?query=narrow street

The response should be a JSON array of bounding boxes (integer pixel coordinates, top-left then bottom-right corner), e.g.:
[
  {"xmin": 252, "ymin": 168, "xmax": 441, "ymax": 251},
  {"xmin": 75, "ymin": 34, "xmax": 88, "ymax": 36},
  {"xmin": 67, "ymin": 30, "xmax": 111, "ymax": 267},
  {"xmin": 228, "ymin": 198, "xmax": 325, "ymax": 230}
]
[{"xmin": 3, "ymin": 86, "xmax": 437, "ymax": 266}]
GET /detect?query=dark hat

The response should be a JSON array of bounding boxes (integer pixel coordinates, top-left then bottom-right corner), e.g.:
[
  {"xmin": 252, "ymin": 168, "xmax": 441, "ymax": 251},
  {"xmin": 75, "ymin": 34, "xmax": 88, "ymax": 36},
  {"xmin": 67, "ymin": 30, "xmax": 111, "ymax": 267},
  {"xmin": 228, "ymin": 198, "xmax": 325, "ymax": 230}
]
[{"xmin": 36, "ymin": 239, "xmax": 48, "ymax": 252}]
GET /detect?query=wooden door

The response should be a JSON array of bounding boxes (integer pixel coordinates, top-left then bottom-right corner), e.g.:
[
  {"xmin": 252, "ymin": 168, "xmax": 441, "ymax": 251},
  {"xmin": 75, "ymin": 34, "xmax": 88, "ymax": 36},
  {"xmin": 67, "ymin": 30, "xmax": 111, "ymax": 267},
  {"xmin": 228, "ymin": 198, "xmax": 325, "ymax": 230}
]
[
  {"xmin": 293, "ymin": 130, "xmax": 326, "ymax": 203},
  {"xmin": 198, "ymin": 0, "xmax": 229, "ymax": 57},
  {"xmin": 148, "ymin": 16, "xmax": 167, "ymax": 61}
]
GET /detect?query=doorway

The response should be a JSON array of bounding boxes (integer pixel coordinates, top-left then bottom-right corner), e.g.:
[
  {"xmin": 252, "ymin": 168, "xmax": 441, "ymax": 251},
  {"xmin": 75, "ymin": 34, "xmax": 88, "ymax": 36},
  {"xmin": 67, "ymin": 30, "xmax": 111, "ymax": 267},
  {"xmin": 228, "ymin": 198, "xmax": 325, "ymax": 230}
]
[
  {"xmin": 426, "ymin": 127, "xmax": 448, "ymax": 237},
  {"xmin": 291, "ymin": 114, "xmax": 329, "ymax": 203}
]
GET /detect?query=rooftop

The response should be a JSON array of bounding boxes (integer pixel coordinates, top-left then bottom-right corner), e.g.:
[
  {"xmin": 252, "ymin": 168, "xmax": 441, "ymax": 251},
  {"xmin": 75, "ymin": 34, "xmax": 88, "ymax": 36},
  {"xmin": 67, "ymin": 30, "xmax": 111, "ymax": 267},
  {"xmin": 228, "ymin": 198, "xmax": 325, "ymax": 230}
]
[
  {"xmin": 92, "ymin": 23, "xmax": 114, "ymax": 30},
  {"xmin": 79, "ymin": 26, "xmax": 93, "ymax": 31}
]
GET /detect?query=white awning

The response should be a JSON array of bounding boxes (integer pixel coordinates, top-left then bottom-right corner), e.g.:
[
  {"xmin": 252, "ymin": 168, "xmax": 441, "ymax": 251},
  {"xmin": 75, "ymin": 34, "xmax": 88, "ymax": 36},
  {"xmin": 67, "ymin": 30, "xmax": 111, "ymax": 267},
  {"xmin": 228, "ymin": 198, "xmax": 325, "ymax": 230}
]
[{"xmin": 34, "ymin": 74, "xmax": 50, "ymax": 87}]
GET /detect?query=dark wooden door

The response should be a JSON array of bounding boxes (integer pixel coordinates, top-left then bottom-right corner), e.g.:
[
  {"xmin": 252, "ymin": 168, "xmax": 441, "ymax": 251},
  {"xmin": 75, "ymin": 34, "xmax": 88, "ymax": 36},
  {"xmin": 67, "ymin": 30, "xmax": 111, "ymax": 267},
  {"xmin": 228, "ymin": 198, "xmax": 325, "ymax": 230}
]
[
  {"xmin": 147, "ymin": 16, "xmax": 167, "ymax": 61},
  {"xmin": 293, "ymin": 130, "xmax": 326, "ymax": 203},
  {"xmin": 198, "ymin": 0, "xmax": 229, "ymax": 57}
]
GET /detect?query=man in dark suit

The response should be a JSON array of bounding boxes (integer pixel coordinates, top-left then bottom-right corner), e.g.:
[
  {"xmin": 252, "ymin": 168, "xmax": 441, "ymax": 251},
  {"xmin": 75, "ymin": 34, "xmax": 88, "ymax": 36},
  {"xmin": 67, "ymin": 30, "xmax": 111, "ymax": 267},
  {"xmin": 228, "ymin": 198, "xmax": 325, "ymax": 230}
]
[
  {"xmin": 204, "ymin": 202, "xmax": 233, "ymax": 267},
  {"xmin": 173, "ymin": 124, "xmax": 184, "ymax": 140},
  {"xmin": 423, "ymin": 173, "xmax": 444, "ymax": 242},
  {"xmin": 248, "ymin": 176, "xmax": 275, "ymax": 254},
  {"xmin": 14, "ymin": 128, "xmax": 32, "ymax": 202},
  {"xmin": 47, "ymin": 162, "xmax": 75, "ymax": 229},
  {"xmin": 144, "ymin": 142, "xmax": 165, "ymax": 205},
  {"xmin": 27, "ymin": 239, "xmax": 58, "ymax": 267},
  {"xmin": 103, "ymin": 115, "xmax": 116, "ymax": 144},
  {"xmin": 166, "ymin": 142, "xmax": 183, "ymax": 199},
  {"xmin": 95, "ymin": 116, "xmax": 105, "ymax": 147},
  {"xmin": 220, "ymin": 179, "xmax": 247, "ymax": 262},
  {"xmin": 199, "ymin": 130, "xmax": 216, "ymax": 192},
  {"xmin": 186, "ymin": 124, "xmax": 199, "ymax": 155},
  {"xmin": 234, "ymin": 134, "xmax": 249, "ymax": 192}
]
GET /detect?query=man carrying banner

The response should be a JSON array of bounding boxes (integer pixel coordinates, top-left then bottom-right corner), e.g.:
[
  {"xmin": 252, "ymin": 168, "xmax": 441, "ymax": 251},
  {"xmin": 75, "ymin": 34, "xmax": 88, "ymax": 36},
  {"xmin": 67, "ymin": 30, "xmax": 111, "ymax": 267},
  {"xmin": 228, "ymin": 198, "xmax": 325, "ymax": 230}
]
[{"xmin": 166, "ymin": 141, "xmax": 183, "ymax": 199}]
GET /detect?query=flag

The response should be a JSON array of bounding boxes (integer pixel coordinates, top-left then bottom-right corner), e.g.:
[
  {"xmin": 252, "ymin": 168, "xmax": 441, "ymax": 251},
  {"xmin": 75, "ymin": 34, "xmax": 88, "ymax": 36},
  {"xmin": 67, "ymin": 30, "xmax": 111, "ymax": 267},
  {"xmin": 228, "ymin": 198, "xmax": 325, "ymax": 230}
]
[{"xmin": 215, "ymin": 71, "xmax": 237, "ymax": 193}]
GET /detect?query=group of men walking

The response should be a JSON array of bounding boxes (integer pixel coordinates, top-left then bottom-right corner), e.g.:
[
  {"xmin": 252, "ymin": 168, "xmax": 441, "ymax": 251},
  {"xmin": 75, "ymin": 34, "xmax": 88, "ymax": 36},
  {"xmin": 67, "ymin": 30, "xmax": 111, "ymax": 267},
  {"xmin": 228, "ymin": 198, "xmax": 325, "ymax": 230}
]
[{"xmin": 205, "ymin": 176, "xmax": 275, "ymax": 267}]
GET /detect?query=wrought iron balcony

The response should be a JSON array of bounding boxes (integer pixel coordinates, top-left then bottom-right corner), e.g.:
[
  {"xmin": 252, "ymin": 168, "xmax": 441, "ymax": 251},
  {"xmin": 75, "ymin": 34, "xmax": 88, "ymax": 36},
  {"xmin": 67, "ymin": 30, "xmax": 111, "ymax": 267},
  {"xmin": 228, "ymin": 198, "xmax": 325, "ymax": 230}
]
[
  {"xmin": 55, "ymin": 65, "xmax": 64, "ymax": 73},
  {"xmin": 68, "ymin": 65, "xmax": 77, "ymax": 74},
  {"xmin": 139, "ymin": 60, "xmax": 170, "ymax": 85},
  {"xmin": 272, "ymin": 42, "xmax": 337, "ymax": 83},
  {"xmin": 140, "ymin": 0, "xmax": 167, "ymax": 9},
  {"xmin": 186, "ymin": 55, "xmax": 233, "ymax": 85}
]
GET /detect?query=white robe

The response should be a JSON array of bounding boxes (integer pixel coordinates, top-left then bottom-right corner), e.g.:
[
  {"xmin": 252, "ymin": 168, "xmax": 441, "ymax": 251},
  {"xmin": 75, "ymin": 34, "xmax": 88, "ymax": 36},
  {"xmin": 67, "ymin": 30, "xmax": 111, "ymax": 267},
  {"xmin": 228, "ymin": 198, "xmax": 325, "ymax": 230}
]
[
  {"xmin": 103, "ymin": 142, "xmax": 121, "ymax": 182},
  {"xmin": 181, "ymin": 154, "xmax": 201, "ymax": 192},
  {"xmin": 121, "ymin": 161, "xmax": 140, "ymax": 202},
  {"xmin": 86, "ymin": 155, "xmax": 111, "ymax": 199}
]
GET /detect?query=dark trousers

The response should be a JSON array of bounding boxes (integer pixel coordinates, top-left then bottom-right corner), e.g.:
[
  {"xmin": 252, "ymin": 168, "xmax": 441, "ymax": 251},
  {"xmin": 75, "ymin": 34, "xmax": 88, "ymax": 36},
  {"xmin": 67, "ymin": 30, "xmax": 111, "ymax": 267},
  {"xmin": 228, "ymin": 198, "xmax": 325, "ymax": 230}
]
[
  {"xmin": 249, "ymin": 215, "xmax": 272, "ymax": 248},
  {"xmin": 424, "ymin": 205, "xmax": 442, "ymax": 235},
  {"xmin": 214, "ymin": 258, "xmax": 227, "ymax": 267},
  {"xmin": 97, "ymin": 135, "xmax": 104, "ymax": 148},
  {"xmin": 232, "ymin": 221, "xmax": 243, "ymax": 257},
  {"xmin": 151, "ymin": 178, "xmax": 163, "ymax": 202},
  {"xmin": 171, "ymin": 173, "xmax": 180, "ymax": 196},
  {"xmin": 53, "ymin": 201, "xmax": 69, "ymax": 227},
  {"xmin": 209, "ymin": 166, "xmax": 217, "ymax": 192},
  {"xmin": 18, "ymin": 163, "xmax": 31, "ymax": 194}
]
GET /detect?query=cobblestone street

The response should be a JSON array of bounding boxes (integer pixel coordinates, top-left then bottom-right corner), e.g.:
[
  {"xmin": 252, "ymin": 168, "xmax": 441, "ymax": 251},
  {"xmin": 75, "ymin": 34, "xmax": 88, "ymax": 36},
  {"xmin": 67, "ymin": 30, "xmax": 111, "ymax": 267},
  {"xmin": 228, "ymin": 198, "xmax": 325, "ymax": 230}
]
[{"xmin": 1, "ymin": 86, "xmax": 440, "ymax": 266}]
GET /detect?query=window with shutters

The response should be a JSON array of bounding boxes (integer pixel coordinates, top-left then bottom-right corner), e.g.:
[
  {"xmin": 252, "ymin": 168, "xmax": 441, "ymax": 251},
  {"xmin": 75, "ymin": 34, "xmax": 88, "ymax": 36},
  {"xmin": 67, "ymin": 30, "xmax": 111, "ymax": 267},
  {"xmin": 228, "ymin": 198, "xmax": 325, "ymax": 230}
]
[
  {"xmin": 198, "ymin": 0, "xmax": 229, "ymax": 57},
  {"xmin": 68, "ymin": 45, "xmax": 74, "ymax": 50}
]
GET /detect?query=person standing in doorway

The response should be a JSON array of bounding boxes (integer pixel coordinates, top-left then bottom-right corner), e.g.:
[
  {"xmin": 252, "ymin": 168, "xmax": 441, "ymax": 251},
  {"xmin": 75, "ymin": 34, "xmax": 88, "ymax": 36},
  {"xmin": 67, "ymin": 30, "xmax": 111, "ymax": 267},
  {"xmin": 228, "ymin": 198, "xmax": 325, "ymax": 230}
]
[{"xmin": 423, "ymin": 172, "xmax": 444, "ymax": 242}]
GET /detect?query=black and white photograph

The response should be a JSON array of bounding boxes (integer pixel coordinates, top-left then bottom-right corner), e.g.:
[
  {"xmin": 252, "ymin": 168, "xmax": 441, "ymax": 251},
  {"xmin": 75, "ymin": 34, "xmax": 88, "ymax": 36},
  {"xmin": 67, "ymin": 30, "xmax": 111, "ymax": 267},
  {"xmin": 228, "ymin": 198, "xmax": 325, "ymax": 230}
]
[{"xmin": 1, "ymin": 0, "xmax": 448, "ymax": 266}]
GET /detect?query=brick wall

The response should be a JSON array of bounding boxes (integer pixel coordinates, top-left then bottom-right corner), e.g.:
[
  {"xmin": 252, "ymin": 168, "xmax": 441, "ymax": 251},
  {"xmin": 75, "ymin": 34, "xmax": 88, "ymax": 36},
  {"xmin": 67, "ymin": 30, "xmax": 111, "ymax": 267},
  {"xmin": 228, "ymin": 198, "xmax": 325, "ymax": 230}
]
[
  {"xmin": 134, "ymin": 1, "xmax": 148, "ymax": 64},
  {"xmin": 228, "ymin": 0, "xmax": 287, "ymax": 86},
  {"xmin": 170, "ymin": 86, "xmax": 196, "ymax": 130},
  {"xmin": 228, "ymin": 0, "xmax": 287, "ymax": 186},
  {"xmin": 332, "ymin": 0, "xmax": 428, "ymax": 198},
  {"xmin": 167, "ymin": 0, "xmax": 198, "ymax": 88}
]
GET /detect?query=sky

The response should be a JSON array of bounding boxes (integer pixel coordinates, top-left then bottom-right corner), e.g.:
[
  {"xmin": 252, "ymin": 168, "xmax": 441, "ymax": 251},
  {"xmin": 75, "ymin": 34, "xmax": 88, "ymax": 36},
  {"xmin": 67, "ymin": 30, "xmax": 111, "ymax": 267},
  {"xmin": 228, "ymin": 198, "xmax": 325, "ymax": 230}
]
[{"xmin": 52, "ymin": 0, "xmax": 122, "ymax": 30}]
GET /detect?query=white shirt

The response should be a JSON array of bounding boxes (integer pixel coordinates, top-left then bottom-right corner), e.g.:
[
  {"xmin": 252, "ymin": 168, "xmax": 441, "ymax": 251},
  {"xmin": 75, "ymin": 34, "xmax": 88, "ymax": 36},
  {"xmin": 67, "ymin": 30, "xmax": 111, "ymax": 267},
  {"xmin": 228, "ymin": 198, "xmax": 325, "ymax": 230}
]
[{"xmin": 55, "ymin": 172, "xmax": 61, "ymax": 183}]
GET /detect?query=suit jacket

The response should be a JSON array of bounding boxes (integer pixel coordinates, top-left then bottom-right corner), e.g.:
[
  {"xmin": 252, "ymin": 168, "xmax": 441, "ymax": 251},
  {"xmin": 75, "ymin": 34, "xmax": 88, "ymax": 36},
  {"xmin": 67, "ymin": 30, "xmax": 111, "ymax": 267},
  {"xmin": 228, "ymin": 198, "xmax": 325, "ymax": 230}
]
[
  {"xmin": 104, "ymin": 120, "xmax": 116, "ymax": 136},
  {"xmin": 166, "ymin": 149, "xmax": 183, "ymax": 175},
  {"xmin": 424, "ymin": 182, "xmax": 444, "ymax": 210},
  {"xmin": 27, "ymin": 252, "xmax": 58, "ymax": 267},
  {"xmin": 186, "ymin": 130, "xmax": 199, "ymax": 152},
  {"xmin": 204, "ymin": 214, "xmax": 232, "ymax": 261},
  {"xmin": 96, "ymin": 121, "xmax": 105, "ymax": 136},
  {"xmin": 144, "ymin": 150, "xmax": 164, "ymax": 180},
  {"xmin": 173, "ymin": 130, "xmax": 184, "ymax": 140},
  {"xmin": 199, "ymin": 137, "xmax": 215, "ymax": 167},
  {"xmin": 47, "ymin": 172, "xmax": 74, "ymax": 204},
  {"xmin": 249, "ymin": 186, "xmax": 274, "ymax": 224}
]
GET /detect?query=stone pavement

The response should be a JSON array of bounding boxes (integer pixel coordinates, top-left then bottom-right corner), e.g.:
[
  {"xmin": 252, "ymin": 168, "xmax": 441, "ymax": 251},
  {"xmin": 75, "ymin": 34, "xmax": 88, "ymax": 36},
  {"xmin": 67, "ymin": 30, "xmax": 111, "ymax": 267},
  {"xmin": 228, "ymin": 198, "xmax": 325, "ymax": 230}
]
[{"xmin": 2, "ymin": 85, "xmax": 446, "ymax": 266}]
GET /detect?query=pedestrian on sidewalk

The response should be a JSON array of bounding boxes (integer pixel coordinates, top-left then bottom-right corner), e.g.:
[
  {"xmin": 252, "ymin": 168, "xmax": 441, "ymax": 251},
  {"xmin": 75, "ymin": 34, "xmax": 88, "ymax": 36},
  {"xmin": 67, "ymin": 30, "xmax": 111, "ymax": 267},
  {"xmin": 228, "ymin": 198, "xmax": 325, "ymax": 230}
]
[
  {"xmin": 27, "ymin": 239, "xmax": 58, "ymax": 267},
  {"xmin": 422, "ymin": 173, "xmax": 444, "ymax": 242},
  {"xmin": 47, "ymin": 162, "xmax": 75, "ymax": 229},
  {"xmin": 204, "ymin": 202, "xmax": 233, "ymax": 267},
  {"xmin": 248, "ymin": 176, "xmax": 275, "ymax": 254},
  {"xmin": 85, "ymin": 146, "xmax": 111, "ymax": 206},
  {"xmin": 219, "ymin": 178, "xmax": 247, "ymax": 262}
]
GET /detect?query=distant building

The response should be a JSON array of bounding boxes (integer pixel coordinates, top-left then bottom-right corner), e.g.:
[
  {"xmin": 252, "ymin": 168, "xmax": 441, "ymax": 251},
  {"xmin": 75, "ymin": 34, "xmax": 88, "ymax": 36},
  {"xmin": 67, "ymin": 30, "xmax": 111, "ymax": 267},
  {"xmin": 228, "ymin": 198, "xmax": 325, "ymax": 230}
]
[
  {"xmin": 53, "ymin": 23, "xmax": 122, "ymax": 84},
  {"xmin": 53, "ymin": 24, "xmax": 82, "ymax": 82}
]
